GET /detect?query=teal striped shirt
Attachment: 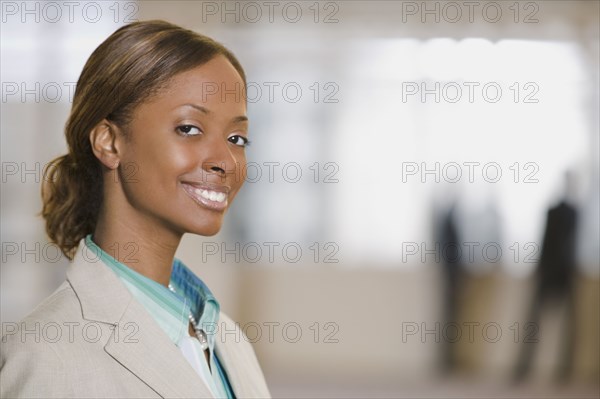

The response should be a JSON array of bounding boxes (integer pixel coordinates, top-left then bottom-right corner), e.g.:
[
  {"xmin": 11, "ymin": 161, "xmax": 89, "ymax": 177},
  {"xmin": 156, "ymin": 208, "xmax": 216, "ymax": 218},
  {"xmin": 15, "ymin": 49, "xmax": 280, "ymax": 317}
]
[{"xmin": 85, "ymin": 235, "xmax": 234, "ymax": 398}]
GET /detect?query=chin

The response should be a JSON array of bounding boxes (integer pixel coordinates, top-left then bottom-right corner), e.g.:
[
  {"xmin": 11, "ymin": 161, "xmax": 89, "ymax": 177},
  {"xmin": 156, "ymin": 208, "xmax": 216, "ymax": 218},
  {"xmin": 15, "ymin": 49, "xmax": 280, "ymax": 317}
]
[
  {"xmin": 199, "ymin": 228, "xmax": 221, "ymax": 237},
  {"xmin": 189, "ymin": 221, "xmax": 223, "ymax": 237}
]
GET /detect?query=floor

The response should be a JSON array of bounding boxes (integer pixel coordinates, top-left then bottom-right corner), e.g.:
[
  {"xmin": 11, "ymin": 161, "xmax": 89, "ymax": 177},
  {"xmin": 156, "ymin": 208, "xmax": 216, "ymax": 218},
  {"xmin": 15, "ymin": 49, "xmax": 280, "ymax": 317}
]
[{"xmin": 267, "ymin": 374, "xmax": 600, "ymax": 398}]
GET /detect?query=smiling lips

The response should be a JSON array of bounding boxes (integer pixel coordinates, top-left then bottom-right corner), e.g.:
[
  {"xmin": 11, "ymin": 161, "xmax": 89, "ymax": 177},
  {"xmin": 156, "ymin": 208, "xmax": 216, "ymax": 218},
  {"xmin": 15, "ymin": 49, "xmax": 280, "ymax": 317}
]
[{"xmin": 181, "ymin": 182, "xmax": 230, "ymax": 211}]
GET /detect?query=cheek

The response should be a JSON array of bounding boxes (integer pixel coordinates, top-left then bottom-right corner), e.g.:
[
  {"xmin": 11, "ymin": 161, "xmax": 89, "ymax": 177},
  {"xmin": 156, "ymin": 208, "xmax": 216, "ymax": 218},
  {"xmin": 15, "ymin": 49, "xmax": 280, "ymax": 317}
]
[
  {"xmin": 238, "ymin": 153, "xmax": 247, "ymax": 173},
  {"xmin": 234, "ymin": 155, "xmax": 247, "ymax": 188},
  {"xmin": 136, "ymin": 140, "xmax": 196, "ymax": 184}
]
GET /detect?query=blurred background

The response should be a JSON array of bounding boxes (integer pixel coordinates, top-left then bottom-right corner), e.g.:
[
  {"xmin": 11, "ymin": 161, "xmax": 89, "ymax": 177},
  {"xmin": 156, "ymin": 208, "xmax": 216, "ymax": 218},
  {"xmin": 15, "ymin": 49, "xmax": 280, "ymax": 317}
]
[{"xmin": 1, "ymin": 0, "xmax": 599, "ymax": 397}]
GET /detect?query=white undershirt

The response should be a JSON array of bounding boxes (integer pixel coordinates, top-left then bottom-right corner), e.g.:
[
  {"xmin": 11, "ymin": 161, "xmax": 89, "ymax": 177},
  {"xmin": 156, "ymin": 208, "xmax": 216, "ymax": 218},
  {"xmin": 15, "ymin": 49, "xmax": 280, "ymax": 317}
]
[{"xmin": 178, "ymin": 334, "xmax": 227, "ymax": 398}]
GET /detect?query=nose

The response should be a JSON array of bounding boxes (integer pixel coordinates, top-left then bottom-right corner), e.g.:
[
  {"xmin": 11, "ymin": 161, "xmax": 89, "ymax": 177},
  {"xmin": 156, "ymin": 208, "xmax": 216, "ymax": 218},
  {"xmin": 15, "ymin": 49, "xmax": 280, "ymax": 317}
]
[
  {"xmin": 209, "ymin": 164, "xmax": 226, "ymax": 176},
  {"xmin": 201, "ymin": 137, "xmax": 239, "ymax": 181}
]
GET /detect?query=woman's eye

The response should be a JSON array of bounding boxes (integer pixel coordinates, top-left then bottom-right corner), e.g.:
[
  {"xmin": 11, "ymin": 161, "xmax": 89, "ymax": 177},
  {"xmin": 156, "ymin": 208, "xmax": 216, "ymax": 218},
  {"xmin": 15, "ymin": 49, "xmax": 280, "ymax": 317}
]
[
  {"xmin": 176, "ymin": 125, "xmax": 202, "ymax": 136},
  {"xmin": 228, "ymin": 135, "xmax": 250, "ymax": 147}
]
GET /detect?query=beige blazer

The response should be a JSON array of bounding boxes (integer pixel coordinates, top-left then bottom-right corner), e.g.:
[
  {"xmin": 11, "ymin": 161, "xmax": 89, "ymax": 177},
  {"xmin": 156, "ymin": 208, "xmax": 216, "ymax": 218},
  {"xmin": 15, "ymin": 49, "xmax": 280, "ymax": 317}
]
[{"xmin": 0, "ymin": 240, "xmax": 271, "ymax": 398}]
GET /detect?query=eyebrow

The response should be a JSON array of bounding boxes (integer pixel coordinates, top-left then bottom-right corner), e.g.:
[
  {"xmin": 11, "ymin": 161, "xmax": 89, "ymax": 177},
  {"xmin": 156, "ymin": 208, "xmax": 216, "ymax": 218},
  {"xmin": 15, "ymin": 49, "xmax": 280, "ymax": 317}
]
[{"xmin": 180, "ymin": 103, "xmax": 248, "ymax": 124}]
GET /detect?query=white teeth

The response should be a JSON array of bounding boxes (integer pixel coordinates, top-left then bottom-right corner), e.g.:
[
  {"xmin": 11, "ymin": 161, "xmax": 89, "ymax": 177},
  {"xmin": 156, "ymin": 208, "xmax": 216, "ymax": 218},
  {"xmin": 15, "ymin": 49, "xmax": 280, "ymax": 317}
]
[{"xmin": 193, "ymin": 187, "xmax": 226, "ymax": 203}]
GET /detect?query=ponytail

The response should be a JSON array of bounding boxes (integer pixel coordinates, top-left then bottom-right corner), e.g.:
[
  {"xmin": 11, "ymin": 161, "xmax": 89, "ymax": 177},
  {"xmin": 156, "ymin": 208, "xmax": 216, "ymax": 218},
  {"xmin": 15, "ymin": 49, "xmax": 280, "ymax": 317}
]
[{"xmin": 41, "ymin": 153, "xmax": 102, "ymax": 260}]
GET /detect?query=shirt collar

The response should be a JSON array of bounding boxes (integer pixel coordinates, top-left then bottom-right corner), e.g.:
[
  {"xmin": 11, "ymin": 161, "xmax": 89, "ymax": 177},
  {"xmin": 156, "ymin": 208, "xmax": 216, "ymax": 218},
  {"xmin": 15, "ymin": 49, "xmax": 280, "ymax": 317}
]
[
  {"xmin": 84, "ymin": 234, "xmax": 220, "ymax": 351},
  {"xmin": 169, "ymin": 258, "xmax": 220, "ymax": 350}
]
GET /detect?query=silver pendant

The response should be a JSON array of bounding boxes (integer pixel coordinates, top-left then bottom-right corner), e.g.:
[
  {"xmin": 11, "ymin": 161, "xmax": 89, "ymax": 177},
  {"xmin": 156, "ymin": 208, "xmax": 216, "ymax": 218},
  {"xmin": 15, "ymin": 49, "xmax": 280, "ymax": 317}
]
[{"xmin": 194, "ymin": 328, "xmax": 209, "ymax": 351}]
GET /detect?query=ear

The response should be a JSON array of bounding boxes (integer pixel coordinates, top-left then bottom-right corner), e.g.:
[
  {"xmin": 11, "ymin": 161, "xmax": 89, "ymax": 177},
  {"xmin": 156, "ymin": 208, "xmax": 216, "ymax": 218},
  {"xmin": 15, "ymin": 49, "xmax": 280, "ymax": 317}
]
[{"xmin": 90, "ymin": 119, "xmax": 123, "ymax": 169}]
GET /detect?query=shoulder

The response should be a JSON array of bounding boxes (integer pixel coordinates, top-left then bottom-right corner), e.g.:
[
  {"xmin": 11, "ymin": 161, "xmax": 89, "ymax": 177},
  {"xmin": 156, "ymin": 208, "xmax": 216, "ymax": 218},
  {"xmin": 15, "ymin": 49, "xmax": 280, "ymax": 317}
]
[
  {"xmin": 1, "ymin": 279, "xmax": 79, "ymax": 343},
  {"xmin": 1, "ymin": 281, "xmax": 76, "ymax": 397},
  {"xmin": 2, "ymin": 280, "xmax": 84, "ymax": 342}
]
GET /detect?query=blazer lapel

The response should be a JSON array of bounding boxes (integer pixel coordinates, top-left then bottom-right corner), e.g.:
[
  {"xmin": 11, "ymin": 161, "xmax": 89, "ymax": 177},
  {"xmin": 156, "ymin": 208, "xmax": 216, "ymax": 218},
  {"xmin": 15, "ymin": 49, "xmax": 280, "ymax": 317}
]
[
  {"xmin": 67, "ymin": 239, "xmax": 214, "ymax": 398},
  {"xmin": 104, "ymin": 298, "xmax": 214, "ymax": 398}
]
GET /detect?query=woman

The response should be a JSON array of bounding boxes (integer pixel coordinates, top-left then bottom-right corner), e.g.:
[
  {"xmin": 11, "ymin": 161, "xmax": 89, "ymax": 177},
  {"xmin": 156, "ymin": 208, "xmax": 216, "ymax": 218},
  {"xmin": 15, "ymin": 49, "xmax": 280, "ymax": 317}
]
[{"xmin": 0, "ymin": 20, "xmax": 270, "ymax": 398}]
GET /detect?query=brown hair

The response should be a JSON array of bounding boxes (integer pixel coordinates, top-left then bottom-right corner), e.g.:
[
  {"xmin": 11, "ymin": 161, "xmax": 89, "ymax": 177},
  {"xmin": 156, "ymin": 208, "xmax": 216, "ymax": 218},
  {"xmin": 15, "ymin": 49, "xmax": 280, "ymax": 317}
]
[{"xmin": 41, "ymin": 20, "xmax": 247, "ymax": 260}]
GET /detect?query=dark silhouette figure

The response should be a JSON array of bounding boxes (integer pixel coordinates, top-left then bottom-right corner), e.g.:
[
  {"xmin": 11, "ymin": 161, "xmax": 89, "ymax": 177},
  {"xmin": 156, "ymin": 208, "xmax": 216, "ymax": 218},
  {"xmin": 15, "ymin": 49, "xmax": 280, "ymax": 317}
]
[
  {"xmin": 514, "ymin": 199, "xmax": 578, "ymax": 383},
  {"xmin": 436, "ymin": 204, "xmax": 464, "ymax": 374}
]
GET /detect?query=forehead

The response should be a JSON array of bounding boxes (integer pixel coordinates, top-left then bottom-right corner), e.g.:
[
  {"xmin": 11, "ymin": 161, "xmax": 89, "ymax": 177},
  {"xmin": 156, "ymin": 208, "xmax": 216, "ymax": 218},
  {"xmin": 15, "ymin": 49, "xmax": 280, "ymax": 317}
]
[{"xmin": 157, "ymin": 55, "xmax": 246, "ymax": 110}]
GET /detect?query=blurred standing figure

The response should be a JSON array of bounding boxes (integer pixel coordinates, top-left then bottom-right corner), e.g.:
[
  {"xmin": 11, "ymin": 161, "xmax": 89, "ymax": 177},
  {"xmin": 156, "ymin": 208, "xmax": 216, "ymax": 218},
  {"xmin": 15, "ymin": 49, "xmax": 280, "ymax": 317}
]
[
  {"xmin": 514, "ymin": 171, "xmax": 579, "ymax": 383},
  {"xmin": 436, "ymin": 202, "xmax": 464, "ymax": 375}
]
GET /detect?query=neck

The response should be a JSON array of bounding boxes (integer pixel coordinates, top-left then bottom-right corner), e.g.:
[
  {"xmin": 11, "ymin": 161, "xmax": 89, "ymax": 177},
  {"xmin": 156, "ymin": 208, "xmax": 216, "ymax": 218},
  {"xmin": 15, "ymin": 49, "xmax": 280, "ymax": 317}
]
[{"xmin": 93, "ymin": 202, "xmax": 182, "ymax": 289}]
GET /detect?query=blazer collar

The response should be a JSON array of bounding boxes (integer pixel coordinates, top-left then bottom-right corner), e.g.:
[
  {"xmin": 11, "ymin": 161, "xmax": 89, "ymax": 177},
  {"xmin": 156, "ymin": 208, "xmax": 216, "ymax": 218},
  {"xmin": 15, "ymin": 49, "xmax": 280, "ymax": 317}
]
[{"xmin": 66, "ymin": 239, "xmax": 215, "ymax": 398}]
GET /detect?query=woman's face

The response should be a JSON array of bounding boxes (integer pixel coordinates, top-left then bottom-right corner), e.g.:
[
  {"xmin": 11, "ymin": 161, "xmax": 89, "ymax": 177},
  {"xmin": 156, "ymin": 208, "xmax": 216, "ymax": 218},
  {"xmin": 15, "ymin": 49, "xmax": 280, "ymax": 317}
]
[{"xmin": 115, "ymin": 55, "xmax": 248, "ymax": 237}]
